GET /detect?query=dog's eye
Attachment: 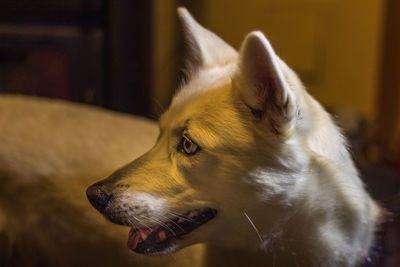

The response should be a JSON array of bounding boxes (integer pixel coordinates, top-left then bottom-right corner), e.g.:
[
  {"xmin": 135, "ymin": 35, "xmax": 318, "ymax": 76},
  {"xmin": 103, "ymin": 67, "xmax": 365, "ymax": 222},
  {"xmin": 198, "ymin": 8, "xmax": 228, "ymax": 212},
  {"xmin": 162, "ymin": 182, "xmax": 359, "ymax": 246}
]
[{"xmin": 179, "ymin": 135, "xmax": 200, "ymax": 155}]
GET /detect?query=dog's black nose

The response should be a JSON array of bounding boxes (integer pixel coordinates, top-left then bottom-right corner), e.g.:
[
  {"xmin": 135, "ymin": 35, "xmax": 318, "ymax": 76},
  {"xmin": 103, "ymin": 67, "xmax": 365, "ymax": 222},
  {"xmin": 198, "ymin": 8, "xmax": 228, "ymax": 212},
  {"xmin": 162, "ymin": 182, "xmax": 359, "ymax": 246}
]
[{"xmin": 86, "ymin": 184, "xmax": 113, "ymax": 211}]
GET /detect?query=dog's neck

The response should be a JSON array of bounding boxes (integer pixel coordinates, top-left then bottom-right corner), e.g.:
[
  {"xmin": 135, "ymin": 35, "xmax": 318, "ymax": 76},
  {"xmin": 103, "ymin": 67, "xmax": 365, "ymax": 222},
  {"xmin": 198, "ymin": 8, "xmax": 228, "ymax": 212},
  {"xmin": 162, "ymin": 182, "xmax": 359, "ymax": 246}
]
[
  {"xmin": 203, "ymin": 152, "xmax": 378, "ymax": 267},
  {"xmin": 203, "ymin": 242, "xmax": 314, "ymax": 267}
]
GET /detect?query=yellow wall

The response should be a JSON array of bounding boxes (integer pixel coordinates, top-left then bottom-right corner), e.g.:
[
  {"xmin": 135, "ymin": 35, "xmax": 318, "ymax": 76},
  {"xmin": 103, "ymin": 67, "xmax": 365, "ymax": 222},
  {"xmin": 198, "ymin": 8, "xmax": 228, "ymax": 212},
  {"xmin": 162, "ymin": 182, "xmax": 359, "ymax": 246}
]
[
  {"xmin": 151, "ymin": 1, "xmax": 385, "ymax": 123},
  {"xmin": 202, "ymin": 0, "xmax": 385, "ymax": 122}
]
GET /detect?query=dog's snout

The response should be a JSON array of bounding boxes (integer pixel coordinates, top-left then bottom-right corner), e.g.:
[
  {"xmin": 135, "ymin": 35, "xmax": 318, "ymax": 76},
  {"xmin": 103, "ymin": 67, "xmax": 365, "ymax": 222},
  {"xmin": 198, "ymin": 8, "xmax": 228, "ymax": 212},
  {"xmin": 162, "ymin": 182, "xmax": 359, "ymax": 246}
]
[{"xmin": 86, "ymin": 184, "xmax": 113, "ymax": 212}]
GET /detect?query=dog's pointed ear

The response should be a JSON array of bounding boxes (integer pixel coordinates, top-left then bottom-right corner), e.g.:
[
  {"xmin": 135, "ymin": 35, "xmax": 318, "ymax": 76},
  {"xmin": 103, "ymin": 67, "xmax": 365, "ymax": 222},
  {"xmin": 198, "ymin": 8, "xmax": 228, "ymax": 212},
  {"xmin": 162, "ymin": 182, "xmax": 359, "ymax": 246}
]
[
  {"xmin": 234, "ymin": 31, "xmax": 296, "ymax": 134},
  {"xmin": 177, "ymin": 7, "xmax": 237, "ymax": 70}
]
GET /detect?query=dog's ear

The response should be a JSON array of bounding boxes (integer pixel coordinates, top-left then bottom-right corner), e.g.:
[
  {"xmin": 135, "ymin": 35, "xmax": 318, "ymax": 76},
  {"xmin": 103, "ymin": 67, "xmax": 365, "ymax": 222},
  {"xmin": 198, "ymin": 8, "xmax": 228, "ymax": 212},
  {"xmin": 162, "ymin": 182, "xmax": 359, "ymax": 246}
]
[
  {"xmin": 177, "ymin": 7, "xmax": 237, "ymax": 70},
  {"xmin": 234, "ymin": 31, "xmax": 296, "ymax": 134}
]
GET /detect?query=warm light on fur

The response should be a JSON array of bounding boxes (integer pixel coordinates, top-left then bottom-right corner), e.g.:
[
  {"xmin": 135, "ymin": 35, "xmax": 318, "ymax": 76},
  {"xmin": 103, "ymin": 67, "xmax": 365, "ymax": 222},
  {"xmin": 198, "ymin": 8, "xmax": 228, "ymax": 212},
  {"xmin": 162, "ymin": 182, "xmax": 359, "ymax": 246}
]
[
  {"xmin": 0, "ymin": 7, "xmax": 381, "ymax": 267},
  {"xmin": 87, "ymin": 7, "xmax": 381, "ymax": 266}
]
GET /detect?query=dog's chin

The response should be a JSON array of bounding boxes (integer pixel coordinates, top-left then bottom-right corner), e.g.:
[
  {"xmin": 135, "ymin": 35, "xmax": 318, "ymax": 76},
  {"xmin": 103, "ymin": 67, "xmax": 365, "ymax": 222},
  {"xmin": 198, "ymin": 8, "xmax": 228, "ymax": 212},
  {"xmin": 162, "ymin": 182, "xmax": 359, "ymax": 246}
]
[{"xmin": 125, "ymin": 208, "xmax": 217, "ymax": 255}]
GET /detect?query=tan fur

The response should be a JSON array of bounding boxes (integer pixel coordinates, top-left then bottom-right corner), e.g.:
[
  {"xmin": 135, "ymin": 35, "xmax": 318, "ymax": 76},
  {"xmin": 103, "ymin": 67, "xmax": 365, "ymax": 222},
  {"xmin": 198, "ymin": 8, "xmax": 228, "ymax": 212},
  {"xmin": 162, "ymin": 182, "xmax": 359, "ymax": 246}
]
[
  {"xmin": 0, "ymin": 95, "xmax": 203, "ymax": 267},
  {"xmin": 1, "ymin": 7, "xmax": 381, "ymax": 267},
  {"xmin": 86, "ymin": 8, "xmax": 379, "ymax": 267}
]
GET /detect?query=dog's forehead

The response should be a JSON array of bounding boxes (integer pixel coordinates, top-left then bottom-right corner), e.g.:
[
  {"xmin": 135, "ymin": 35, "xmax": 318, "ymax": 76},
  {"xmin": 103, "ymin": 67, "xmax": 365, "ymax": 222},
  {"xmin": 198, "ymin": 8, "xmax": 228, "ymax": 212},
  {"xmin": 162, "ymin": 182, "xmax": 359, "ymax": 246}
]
[
  {"xmin": 158, "ymin": 82, "xmax": 251, "ymax": 150},
  {"xmin": 160, "ymin": 66, "xmax": 236, "ymax": 129},
  {"xmin": 173, "ymin": 65, "xmax": 235, "ymax": 106},
  {"xmin": 160, "ymin": 86, "xmax": 229, "ymax": 132}
]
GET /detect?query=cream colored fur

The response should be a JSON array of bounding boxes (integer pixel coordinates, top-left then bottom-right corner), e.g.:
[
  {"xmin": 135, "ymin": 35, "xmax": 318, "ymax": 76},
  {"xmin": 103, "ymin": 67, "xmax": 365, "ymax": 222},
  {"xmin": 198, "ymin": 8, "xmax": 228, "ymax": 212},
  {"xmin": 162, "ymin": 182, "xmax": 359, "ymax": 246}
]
[
  {"xmin": 0, "ymin": 7, "xmax": 380, "ymax": 267},
  {"xmin": 0, "ymin": 96, "xmax": 202, "ymax": 267}
]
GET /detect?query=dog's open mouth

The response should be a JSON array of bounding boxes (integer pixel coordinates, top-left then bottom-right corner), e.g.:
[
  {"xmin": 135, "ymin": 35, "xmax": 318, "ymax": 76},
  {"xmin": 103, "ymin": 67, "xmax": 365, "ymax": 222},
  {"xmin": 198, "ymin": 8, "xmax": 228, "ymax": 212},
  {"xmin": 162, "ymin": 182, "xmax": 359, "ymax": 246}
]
[{"xmin": 127, "ymin": 208, "xmax": 217, "ymax": 254}]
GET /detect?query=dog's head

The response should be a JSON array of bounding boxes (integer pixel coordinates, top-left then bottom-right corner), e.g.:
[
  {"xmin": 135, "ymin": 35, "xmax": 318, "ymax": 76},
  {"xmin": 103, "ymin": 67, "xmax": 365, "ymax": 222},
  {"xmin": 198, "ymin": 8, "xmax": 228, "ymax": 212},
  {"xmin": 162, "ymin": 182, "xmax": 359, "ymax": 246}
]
[{"xmin": 87, "ymin": 8, "xmax": 312, "ymax": 256}]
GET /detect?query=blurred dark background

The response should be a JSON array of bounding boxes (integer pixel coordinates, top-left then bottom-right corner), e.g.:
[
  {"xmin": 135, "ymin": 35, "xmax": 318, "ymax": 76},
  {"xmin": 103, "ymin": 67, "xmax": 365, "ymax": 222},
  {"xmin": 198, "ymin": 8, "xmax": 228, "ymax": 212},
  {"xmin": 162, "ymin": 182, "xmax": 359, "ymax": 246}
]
[
  {"xmin": 0, "ymin": 0, "xmax": 153, "ymax": 115},
  {"xmin": 0, "ymin": 0, "xmax": 399, "ymax": 266}
]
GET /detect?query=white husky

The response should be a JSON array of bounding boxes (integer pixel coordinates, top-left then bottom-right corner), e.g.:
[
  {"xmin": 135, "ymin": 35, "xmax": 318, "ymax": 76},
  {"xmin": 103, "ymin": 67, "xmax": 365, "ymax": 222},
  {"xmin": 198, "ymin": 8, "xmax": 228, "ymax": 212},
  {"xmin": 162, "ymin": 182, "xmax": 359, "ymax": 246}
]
[
  {"xmin": 84, "ymin": 7, "xmax": 381, "ymax": 267},
  {"xmin": 0, "ymin": 7, "xmax": 381, "ymax": 267}
]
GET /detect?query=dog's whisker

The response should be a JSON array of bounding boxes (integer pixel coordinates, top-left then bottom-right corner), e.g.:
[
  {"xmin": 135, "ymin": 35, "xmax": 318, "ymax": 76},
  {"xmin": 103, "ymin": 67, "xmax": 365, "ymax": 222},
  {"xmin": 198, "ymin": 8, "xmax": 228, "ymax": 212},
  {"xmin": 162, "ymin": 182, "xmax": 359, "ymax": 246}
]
[
  {"xmin": 128, "ymin": 216, "xmax": 152, "ymax": 231},
  {"xmin": 168, "ymin": 211, "xmax": 198, "ymax": 223},
  {"xmin": 243, "ymin": 211, "xmax": 263, "ymax": 243},
  {"xmin": 143, "ymin": 215, "xmax": 177, "ymax": 237},
  {"xmin": 159, "ymin": 214, "xmax": 185, "ymax": 232}
]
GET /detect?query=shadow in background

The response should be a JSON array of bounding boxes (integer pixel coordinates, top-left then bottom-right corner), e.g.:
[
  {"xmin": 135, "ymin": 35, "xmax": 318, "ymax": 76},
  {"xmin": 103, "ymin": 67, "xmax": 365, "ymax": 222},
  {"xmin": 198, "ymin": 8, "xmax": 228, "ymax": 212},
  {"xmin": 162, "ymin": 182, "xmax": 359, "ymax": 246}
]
[{"xmin": 0, "ymin": 0, "xmax": 152, "ymax": 117}]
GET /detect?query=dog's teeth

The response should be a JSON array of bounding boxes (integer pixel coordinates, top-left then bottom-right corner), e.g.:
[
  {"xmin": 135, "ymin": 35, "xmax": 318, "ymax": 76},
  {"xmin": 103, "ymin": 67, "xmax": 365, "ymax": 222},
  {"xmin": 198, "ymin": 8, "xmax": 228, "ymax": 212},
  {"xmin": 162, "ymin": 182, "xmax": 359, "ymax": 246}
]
[{"xmin": 140, "ymin": 231, "xmax": 148, "ymax": 240}]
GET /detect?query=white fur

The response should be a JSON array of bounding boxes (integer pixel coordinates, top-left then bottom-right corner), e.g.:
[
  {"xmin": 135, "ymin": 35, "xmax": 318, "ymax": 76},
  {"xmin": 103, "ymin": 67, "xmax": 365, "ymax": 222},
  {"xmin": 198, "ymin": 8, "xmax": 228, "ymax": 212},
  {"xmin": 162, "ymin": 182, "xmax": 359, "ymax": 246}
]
[
  {"xmin": 0, "ymin": 7, "xmax": 381, "ymax": 267},
  {"xmin": 117, "ymin": 192, "xmax": 168, "ymax": 227},
  {"xmin": 87, "ymin": 7, "xmax": 381, "ymax": 267}
]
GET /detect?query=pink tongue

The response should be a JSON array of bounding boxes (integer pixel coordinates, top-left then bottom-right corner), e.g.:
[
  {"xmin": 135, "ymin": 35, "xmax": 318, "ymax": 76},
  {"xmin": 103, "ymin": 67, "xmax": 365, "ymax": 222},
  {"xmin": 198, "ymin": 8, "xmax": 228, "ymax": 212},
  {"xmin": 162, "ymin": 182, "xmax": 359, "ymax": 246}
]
[{"xmin": 127, "ymin": 227, "xmax": 158, "ymax": 250}]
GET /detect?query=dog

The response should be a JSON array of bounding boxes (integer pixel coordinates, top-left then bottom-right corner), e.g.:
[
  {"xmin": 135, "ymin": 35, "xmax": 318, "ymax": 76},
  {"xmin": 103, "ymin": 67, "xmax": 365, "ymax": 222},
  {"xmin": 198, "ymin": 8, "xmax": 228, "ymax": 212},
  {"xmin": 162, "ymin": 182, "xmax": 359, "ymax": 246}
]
[{"xmin": 85, "ymin": 7, "xmax": 382, "ymax": 267}]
